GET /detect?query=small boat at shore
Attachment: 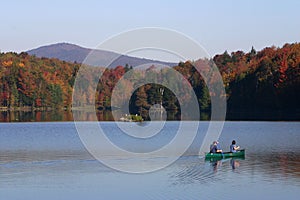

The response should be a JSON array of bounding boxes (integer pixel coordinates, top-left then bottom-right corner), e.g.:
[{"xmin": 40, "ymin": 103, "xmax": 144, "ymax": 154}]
[{"xmin": 205, "ymin": 149, "xmax": 245, "ymax": 160}]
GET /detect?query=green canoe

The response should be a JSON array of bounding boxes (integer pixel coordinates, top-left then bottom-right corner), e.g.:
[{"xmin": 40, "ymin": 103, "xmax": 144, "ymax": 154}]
[{"xmin": 205, "ymin": 149, "xmax": 245, "ymax": 160}]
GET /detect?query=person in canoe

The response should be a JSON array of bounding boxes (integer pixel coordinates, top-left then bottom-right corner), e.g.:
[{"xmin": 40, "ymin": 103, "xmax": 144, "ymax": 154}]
[
  {"xmin": 230, "ymin": 140, "xmax": 240, "ymax": 153},
  {"xmin": 210, "ymin": 141, "xmax": 223, "ymax": 153}
]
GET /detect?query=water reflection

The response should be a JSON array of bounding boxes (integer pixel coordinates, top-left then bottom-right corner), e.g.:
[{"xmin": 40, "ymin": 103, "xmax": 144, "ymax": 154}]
[
  {"xmin": 211, "ymin": 160, "xmax": 222, "ymax": 172},
  {"xmin": 247, "ymin": 152, "xmax": 300, "ymax": 180},
  {"xmin": 206, "ymin": 157, "xmax": 245, "ymax": 172},
  {"xmin": 0, "ymin": 110, "xmax": 116, "ymax": 122},
  {"xmin": 0, "ymin": 110, "xmax": 74, "ymax": 122},
  {"xmin": 230, "ymin": 158, "xmax": 241, "ymax": 169},
  {"xmin": 169, "ymin": 151, "xmax": 300, "ymax": 188},
  {"xmin": 168, "ymin": 156, "xmax": 246, "ymax": 185},
  {"xmin": 0, "ymin": 110, "xmax": 211, "ymax": 122}
]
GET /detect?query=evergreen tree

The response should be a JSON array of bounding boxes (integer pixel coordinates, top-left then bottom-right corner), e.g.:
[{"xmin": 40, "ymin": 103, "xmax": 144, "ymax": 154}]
[
  {"xmin": 199, "ymin": 85, "xmax": 210, "ymax": 111},
  {"xmin": 135, "ymin": 86, "xmax": 149, "ymax": 117}
]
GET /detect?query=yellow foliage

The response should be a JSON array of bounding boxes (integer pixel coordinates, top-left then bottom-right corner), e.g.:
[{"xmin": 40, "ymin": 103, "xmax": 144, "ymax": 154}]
[
  {"xmin": 18, "ymin": 62, "xmax": 25, "ymax": 67},
  {"xmin": 2, "ymin": 60, "xmax": 13, "ymax": 67}
]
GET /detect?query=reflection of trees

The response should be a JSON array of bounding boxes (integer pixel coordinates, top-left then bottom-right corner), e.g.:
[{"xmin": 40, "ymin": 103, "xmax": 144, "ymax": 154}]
[
  {"xmin": 0, "ymin": 110, "xmax": 150, "ymax": 122},
  {"xmin": 0, "ymin": 110, "xmax": 75, "ymax": 122},
  {"xmin": 250, "ymin": 152, "xmax": 300, "ymax": 179}
]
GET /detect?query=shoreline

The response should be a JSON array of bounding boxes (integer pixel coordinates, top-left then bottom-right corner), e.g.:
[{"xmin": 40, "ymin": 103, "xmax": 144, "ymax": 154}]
[
  {"xmin": 0, "ymin": 109, "xmax": 299, "ymax": 122},
  {"xmin": 0, "ymin": 106, "xmax": 74, "ymax": 112}
]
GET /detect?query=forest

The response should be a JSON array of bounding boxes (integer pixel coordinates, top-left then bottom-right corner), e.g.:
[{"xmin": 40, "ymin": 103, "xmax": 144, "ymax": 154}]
[{"xmin": 0, "ymin": 43, "xmax": 299, "ymax": 120}]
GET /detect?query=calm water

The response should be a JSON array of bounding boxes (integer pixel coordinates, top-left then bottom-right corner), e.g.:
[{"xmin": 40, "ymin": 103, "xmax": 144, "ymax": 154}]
[{"xmin": 0, "ymin": 121, "xmax": 299, "ymax": 199}]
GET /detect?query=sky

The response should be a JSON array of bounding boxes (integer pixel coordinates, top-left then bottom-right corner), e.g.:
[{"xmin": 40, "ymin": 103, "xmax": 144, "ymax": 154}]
[{"xmin": 1, "ymin": 0, "xmax": 299, "ymax": 61}]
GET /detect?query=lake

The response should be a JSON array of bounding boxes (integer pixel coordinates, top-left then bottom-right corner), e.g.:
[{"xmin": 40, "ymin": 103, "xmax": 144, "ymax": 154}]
[{"xmin": 0, "ymin": 121, "xmax": 299, "ymax": 199}]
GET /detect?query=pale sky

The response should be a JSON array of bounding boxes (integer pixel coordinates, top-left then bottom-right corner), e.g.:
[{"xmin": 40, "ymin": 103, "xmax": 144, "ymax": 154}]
[{"xmin": 1, "ymin": 0, "xmax": 299, "ymax": 60}]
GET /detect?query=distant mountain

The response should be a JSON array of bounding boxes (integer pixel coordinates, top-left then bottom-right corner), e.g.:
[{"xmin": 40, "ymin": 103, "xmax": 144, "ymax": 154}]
[{"xmin": 27, "ymin": 43, "xmax": 177, "ymax": 68}]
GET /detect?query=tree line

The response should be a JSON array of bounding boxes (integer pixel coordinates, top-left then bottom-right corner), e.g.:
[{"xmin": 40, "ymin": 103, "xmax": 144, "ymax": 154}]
[{"xmin": 0, "ymin": 43, "xmax": 299, "ymax": 120}]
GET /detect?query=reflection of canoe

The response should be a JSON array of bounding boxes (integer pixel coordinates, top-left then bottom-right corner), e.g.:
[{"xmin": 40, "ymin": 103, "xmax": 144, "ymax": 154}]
[{"xmin": 205, "ymin": 149, "xmax": 245, "ymax": 160}]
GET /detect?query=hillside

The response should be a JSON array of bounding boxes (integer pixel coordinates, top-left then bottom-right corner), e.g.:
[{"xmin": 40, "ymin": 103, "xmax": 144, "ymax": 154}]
[{"xmin": 27, "ymin": 43, "xmax": 176, "ymax": 68}]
